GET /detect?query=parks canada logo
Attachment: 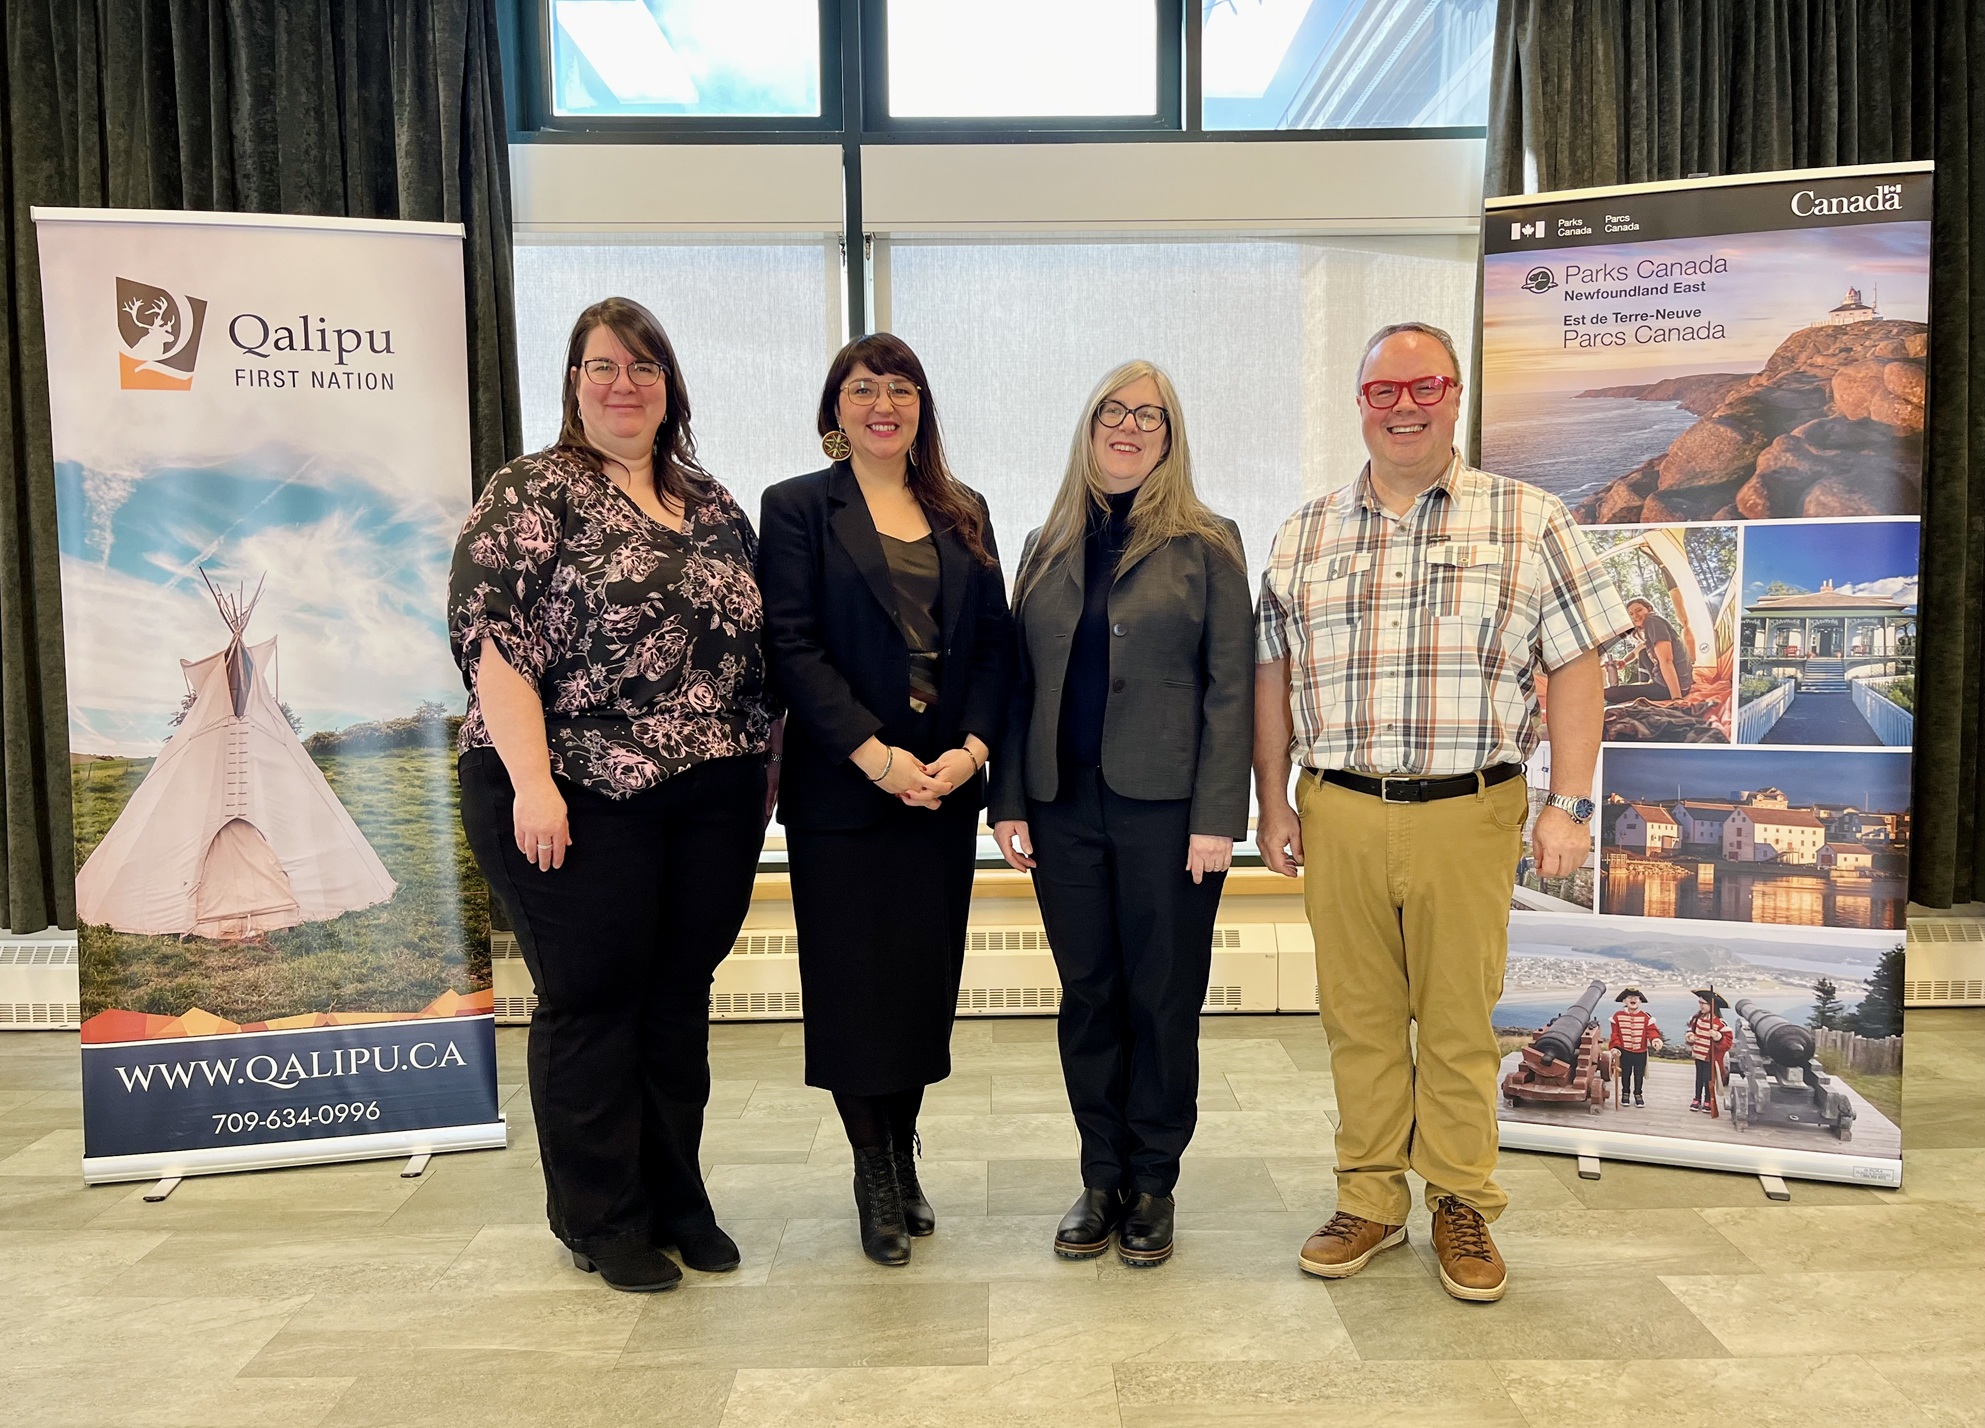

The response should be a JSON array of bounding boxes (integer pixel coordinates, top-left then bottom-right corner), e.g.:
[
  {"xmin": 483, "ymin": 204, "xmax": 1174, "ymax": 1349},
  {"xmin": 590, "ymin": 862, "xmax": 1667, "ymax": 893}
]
[{"xmin": 115, "ymin": 277, "xmax": 208, "ymax": 390}]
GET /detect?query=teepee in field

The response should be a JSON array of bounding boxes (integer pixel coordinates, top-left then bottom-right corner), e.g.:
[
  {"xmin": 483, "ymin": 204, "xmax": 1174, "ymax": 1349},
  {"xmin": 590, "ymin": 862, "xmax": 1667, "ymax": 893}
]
[{"xmin": 75, "ymin": 574, "xmax": 397, "ymax": 940}]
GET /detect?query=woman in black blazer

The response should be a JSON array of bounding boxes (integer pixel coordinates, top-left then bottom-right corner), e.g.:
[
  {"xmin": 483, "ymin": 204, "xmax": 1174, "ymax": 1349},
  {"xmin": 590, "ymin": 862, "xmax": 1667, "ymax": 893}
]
[
  {"xmin": 757, "ymin": 332, "xmax": 1011, "ymax": 1267},
  {"xmin": 989, "ymin": 360, "xmax": 1253, "ymax": 1269}
]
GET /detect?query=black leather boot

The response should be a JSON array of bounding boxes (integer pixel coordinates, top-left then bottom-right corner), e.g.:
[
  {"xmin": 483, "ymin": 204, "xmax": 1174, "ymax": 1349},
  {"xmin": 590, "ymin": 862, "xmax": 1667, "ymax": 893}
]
[
  {"xmin": 891, "ymin": 1137, "xmax": 935, "ymax": 1238},
  {"xmin": 1117, "ymin": 1192, "xmax": 1175, "ymax": 1267},
  {"xmin": 570, "ymin": 1242, "xmax": 682, "ymax": 1292},
  {"xmin": 852, "ymin": 1145, "xmax": 912, "ymax": 1266},
  {"xmin": 1053, "ymin": 1188, "xmax": 1124, "ymax": 1259}
]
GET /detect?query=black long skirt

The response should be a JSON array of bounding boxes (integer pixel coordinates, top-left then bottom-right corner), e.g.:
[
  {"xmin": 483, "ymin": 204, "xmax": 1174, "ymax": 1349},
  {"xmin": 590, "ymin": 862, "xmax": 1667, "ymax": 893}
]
[{"xmin": 788, "ymin": 794, "xmax": 979, "ymax": 1095}]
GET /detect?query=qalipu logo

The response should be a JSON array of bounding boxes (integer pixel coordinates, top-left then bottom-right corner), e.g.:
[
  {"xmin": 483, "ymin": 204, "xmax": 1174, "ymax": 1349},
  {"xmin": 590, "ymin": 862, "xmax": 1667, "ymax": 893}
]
[{"xmin": 115, "ymin": 277, "xmax": 208, "ymax": 390}]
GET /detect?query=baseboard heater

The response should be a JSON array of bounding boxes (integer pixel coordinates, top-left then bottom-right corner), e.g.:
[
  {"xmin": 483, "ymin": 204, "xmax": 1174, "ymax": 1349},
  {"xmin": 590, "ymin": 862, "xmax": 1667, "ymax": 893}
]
[
  {"xmin": 0, "ymin": 934, "xmax": 82, "ymax": 1029},
  {"xmin": 492, "ymin": 923, "xmax": 1315, "ymax": 1024},
  {"xmin": 1905, "ymin": 917, "xmax": 1985, "ymax": 1007}
]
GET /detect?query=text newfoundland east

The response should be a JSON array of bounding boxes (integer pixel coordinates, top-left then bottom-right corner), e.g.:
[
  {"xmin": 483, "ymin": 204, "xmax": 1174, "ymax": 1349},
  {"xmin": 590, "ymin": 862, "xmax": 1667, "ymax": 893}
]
[{"xmin": 79, "ymin": 1018, "xmax": 501, "ymax": 1159}]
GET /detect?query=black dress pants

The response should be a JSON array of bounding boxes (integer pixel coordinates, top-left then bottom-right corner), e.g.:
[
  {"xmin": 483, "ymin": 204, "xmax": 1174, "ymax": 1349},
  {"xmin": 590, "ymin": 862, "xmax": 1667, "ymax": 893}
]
[
  {"xmin": 459, "ymin": 747, "xmax": 766, "ymax": 1254},
  {"xmin": 1029, "ymin": 768, "xmax": 1224, "ymax": 1197}
]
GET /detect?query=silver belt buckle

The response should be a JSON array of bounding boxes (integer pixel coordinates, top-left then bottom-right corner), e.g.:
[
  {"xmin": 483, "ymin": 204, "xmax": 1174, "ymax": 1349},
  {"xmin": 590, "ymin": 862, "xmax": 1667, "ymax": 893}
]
[{"xmin": 1381, "ymin": 776, "xmax": 1412, "ymax": 803}]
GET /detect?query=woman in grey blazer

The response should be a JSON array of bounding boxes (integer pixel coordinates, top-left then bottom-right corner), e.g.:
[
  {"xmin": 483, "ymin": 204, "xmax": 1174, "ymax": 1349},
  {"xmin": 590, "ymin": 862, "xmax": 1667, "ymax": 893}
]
[{"xmin": 990, "ymin": 360, "xmax": 1253, "ymax": 1268}]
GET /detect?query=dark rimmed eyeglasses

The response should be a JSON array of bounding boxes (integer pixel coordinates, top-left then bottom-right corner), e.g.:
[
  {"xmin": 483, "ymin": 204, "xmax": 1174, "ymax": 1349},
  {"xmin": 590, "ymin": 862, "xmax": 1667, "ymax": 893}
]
[
  {"xmin": 578, "ymin": 357, "xmax": 666, "ymax": 387},
  {"xmin": 1096, "ymin": 400, "xmax": 1168, "ymax": 432},
  {"xmin": 1359, "ymin": 374, "xmax": 1459, "ymax": 409}
]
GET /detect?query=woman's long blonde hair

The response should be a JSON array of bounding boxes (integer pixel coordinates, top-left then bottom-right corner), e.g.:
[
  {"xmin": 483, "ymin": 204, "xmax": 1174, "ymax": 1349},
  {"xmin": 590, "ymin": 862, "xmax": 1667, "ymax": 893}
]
[{"xmin": 1014, "ymin": 360, "xmax": 1243, "ymax": 606}]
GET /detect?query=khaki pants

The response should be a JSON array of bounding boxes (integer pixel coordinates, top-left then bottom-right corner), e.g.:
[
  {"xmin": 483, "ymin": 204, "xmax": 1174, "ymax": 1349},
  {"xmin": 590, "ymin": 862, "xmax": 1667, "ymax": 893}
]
[{"xmin": 1295, "ymin": 769, "xmax": 1526, "ymax": 1225}]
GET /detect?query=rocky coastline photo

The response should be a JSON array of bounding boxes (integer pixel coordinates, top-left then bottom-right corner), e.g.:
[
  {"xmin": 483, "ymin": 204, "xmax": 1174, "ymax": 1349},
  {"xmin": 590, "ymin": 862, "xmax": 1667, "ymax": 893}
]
[{"xmin": 1573, "ymin": 318, "xmax": 1927, "ymax": 523}]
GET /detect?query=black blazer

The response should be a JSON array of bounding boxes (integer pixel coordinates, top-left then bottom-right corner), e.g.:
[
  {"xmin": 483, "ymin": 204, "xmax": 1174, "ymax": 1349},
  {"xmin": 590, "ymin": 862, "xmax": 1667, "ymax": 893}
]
[
  {"xmin": 988, "ymin": 521, "xmax": 1253, "ymax": 839},
  {"xmin": 758, "ymin": 464, "xmax": 1012, "ymax": 832}
]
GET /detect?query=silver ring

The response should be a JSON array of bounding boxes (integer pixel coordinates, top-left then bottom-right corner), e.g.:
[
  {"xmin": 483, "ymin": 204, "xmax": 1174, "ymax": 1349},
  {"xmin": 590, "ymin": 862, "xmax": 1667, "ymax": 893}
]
[{"xmin": 536, "ymin": 842, "xmax": 553, "ymax": 849}]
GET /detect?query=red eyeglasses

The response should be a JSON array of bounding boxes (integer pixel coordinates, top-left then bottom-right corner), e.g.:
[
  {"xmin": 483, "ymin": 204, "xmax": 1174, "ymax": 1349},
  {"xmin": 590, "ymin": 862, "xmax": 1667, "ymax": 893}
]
[{"xmin": 1359, "ymin": 374, "xmax": 1460, "ymax": 409}]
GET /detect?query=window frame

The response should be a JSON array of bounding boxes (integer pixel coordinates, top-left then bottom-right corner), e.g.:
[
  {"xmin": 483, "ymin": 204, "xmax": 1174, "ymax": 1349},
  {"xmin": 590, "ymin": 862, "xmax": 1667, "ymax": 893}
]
[{"xmin": 506, "ymin": 0, "xmax": 1488, "ymax": 144}]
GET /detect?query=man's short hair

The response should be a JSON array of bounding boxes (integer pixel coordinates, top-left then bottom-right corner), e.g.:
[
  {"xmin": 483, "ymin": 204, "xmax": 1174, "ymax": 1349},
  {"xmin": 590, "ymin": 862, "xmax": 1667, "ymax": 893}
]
[{"xmin": 1357, "ymin": 322, "xmax": 1464, "ymax": 390}]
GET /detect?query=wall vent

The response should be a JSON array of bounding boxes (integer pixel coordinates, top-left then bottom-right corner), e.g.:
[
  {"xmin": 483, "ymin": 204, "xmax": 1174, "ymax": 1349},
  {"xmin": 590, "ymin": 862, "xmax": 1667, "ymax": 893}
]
[
  {"xmin": 712, "ymin": 990, "xmax": 803, "ymax": 1016},
  {"xmin": 0, "ymin": 943, "xmax": 78, "ymax": 965},
  {"xmin": 0, "ymin": 1002, "xmax": 81, "ymax": 1027},
  {"xmin": 958, "ymin": 985, "xmax": 1060, "ymax": 1011}
]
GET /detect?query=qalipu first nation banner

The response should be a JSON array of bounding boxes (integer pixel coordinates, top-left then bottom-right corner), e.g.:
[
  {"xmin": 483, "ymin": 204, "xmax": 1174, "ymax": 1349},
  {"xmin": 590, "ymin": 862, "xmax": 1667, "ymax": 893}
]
[
  {"xmin": 1478, "ymin": 162, "xmax": 1929, "ymax": 1188},
  {"xmin": 33, "ymin": 209, "xmax": 504, "ymax": 1183}
]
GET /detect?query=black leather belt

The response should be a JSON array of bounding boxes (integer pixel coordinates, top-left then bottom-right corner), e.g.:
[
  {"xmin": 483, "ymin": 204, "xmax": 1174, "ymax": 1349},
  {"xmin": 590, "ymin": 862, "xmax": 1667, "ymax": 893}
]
[{"xmin": 1312, "ymin": 762, "xmax": 1525, "ymax": 803}]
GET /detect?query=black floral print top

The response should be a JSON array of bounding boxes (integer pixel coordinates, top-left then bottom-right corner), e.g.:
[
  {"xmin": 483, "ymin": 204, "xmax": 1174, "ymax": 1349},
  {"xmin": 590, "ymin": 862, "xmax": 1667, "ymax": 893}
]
[{"xmin": 448, "ymin": 447, "xmax": 775, "ymax": 798}]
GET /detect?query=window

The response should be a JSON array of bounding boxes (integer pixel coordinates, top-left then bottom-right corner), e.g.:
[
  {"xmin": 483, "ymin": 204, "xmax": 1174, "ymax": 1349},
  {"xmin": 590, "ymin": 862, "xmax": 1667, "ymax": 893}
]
[
  {"xmin": 1202, "ymin": 0, "xmax": 1494, "ymax": 131},
  {"xmin": 881, "ymin": 232, "xmax": 1480, "ymax": 585},
  {"xmin": 882, "ymin": 0, "xmax": 1164, "ymax": 120},
  {"xmin": 549, "ymin": 0, "xmax": 822, "ymax": 118},
  {"xmin": 511, "ymin": 235, "xmax": 837, "ymax": 512}
]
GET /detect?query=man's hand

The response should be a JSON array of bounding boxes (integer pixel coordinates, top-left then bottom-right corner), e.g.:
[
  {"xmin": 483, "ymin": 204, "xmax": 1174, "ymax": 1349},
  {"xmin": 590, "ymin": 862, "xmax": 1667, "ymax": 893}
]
[
  {"xmin": 1258, "ymin": 802, "xmax": 1304, "ymax": 877},
  {"xmin": 1531, "ymin": 804, "xmax": 1591, "ymax": 880}
]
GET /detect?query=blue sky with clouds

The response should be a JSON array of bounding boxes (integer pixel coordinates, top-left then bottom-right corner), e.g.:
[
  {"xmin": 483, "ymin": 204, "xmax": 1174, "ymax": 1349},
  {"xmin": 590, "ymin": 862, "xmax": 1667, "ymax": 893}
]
[
  {"xmin": 56, "ymin": 447, "xmax": 463, "ymax": 756},
  {"xmin": 1741, "ymin": 520, "xmax": 1920, "ymax": 609}
]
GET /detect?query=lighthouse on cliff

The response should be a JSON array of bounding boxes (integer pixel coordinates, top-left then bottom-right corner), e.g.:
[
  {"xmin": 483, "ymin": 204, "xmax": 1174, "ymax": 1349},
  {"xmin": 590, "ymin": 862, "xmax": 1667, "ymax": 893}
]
[{"xmin": 1826, "ymin": 285, "xmax": 1881, "ymax": 325}]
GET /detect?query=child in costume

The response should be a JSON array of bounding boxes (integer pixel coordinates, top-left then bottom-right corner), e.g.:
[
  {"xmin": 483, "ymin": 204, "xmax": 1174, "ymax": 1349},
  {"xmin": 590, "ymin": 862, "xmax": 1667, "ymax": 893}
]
[
  {"xmin": 1684, "ymin": 989, "xmax": 1732, "ymax": 1113},
  {"xmin": 1608, "ymin": 987, "xmax": 1663, "ymax": 1107}
]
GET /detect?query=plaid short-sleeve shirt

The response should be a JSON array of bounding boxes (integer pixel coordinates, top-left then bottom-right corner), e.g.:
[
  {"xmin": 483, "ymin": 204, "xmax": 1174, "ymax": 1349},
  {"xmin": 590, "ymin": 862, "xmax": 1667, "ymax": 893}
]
[{"xmin": 1255, "ymin": 454, "xmax": 1629, "ymax": 777}]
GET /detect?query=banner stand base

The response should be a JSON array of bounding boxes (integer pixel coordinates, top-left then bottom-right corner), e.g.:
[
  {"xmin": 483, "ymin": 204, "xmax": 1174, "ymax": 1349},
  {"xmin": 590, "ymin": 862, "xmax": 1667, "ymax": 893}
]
[
  {"xmin": 1760, "ymin": 1174, "xmax": 1792, "ymax": 1202},
  {"xmin": 84, "ymin": 1119, "xmax": 508, "ymax": 1186},
  {"xmin": 1501, "ymin": 1121, "xmax": 1901, "ymax": 1190},
  {"xmin": 1576, "ymin": 1155, "xmax": 1602, "ymax": 1180},
  {"xmin": 401, "ymin": 1153, "xmax": 432, "ymax": 1178},
  {"xmin": 143, "ymin": 1176, "xmax": 181, "ymax": 1202}
]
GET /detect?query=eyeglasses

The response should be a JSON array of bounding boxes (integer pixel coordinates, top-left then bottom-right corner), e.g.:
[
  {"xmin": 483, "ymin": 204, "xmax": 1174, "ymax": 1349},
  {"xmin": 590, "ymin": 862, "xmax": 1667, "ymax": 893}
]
[
  {"xmin": 1096, "ymin": 400, "xmax": 1168, "ymax": 432},
  {"xmin": 841, "ymin": 377, "xmax": 921, "ymax": 407},
  {"xmin": 579, "ymin": 357, "xmax": 666, "ymax": 387},
  {"xmin": 1359, "ymin": 374, "xmax": 1459, "ymax": 409}
]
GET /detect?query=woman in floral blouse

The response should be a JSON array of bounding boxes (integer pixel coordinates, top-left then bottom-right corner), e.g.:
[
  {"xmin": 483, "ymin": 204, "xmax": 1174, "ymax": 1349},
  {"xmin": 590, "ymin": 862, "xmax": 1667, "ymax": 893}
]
[{"xmin": 450, "ymin": 297, "xmax": 775, "ymax": 1294}]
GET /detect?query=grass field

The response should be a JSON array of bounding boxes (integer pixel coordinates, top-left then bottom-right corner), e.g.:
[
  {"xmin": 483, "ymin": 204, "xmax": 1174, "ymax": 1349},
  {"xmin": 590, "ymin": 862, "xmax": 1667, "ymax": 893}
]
[{"xmin": 72, "ymin": 737, "xmax": 490, "ymax": 1023}]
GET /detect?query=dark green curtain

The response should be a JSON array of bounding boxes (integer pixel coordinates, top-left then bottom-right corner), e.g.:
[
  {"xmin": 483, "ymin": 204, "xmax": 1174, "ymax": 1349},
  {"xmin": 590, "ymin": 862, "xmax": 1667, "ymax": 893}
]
[
  {"xmin": 1481, "ymin": 0, "xmax": 1983, "ymax": 908},
  {"xmin": 0, "ymin": 1, "xmax": 522, "ymax": 935}
]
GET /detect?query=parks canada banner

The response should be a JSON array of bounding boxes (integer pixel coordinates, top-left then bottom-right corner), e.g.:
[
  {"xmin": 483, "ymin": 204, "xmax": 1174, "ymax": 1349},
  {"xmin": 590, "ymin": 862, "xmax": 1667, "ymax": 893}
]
[
  {"xmin": 1479, "ymin": 162, "xmax": 1929, "ymax": 1188},
  {"xmin": 34, "ymin": 209, "xmax": 504, "ymax": 1184}
]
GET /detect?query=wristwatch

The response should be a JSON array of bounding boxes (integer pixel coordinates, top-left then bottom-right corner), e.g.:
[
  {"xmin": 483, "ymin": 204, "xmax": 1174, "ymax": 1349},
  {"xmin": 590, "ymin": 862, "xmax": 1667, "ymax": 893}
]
[{"xmin": 1546, "ymin": 793, "xmax": 1596, "ymax": 824}]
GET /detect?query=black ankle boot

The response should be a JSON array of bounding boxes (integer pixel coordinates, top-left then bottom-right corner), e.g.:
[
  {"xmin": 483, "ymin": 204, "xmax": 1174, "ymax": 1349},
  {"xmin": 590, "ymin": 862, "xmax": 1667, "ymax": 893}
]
[
  {"xmin": 1117, "ymin": 1192, "xmax": 1175, "ymax": 1267},
  {"xmin": 852, "ymin": 1145, "xmax": 912, "ymax": 1266},
  {"xmin": 661, "ymin": 1221, "xmax": 741, "ymax": 1273},
  {"xmin": 1053, "ymin": 1188, "xmax": 1125, "ymax": 1259},
  {"xmin": 570, "ymin": 1242, "xmax": 682, "ymax": 1292},
  {"xmin": 891, "ymin": 1136, "xmax": 935, "ymax": 1238}
]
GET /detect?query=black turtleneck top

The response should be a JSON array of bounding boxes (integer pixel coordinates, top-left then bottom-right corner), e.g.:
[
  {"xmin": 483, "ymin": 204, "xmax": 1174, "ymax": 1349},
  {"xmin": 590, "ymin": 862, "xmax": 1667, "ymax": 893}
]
[{"xmin": 1057, "ymin": 487, "xmax": 1138, "ymax": 773}]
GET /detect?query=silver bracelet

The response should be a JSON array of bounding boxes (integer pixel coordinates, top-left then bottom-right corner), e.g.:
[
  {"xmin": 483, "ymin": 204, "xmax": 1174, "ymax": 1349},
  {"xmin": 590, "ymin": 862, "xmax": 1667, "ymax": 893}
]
[{"xmin": 868, "ymin": 747, "xmax": 894, "ymax": 783}]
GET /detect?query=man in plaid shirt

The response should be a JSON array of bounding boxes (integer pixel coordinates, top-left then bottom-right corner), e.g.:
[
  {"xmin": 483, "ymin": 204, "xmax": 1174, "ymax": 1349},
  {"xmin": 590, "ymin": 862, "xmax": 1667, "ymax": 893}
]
[{"xmin": 1253, "ymin": 322, "xmax": 1629, "ymax": 1303}]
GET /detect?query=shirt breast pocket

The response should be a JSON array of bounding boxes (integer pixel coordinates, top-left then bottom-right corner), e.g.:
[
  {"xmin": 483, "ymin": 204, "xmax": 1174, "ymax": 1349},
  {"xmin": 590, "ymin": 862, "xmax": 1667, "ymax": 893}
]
[
  {"xmin": 1429, "ymin": 543, "xmax": 1505, "ymax": 626},
  {"xmin": 1298, "ymin": 550, "xmax": 1371, "ymax": 642}
]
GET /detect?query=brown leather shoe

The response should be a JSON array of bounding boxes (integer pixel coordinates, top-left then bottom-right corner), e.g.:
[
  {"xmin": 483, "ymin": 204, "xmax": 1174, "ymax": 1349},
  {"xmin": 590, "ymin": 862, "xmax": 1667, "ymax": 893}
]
[
  {"xmin": 1430, "ymin": 1197, "xmax": 1506, "ymax": 1302},
  {"xmin": 1297, "ymin": 1210, "xmax": 1407, "ymax": 1279}
]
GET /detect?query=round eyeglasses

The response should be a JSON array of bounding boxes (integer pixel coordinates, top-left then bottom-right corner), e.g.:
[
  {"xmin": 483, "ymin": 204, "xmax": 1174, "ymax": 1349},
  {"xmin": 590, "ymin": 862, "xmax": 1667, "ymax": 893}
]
[
  {"xmin": 1096, "ymin": 400, "xmax": 1168, "ymax": 432},
  {"xmin": 579, "ymin": 357, "xmax": 666, "ymax": 387},
  {"xmin": 1358, "ymin": 374, "xmax": 1458, "ymax": 410},
  {"xmin": 841, "ymin": 377, "xmax": 921, "ymax": 407}
]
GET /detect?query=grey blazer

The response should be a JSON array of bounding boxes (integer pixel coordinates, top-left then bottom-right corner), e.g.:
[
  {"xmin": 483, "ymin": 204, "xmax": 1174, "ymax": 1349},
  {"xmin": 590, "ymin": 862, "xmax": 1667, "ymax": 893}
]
[{"xmin": 988, "ymin": 518, "xmax": 1254, "ymax": 838}]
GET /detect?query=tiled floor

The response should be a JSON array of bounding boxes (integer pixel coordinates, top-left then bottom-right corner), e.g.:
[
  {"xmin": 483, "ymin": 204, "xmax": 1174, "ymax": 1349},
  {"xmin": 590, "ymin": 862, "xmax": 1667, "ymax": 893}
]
[{"xmin": 1, "ymin": 1010, "xmax": 1980, "ymax": 1427}]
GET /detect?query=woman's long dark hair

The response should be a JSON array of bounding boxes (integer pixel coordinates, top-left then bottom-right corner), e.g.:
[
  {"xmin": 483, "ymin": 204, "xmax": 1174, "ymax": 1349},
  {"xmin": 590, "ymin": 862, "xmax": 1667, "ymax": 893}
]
[
  {"xmin": 818, "ymin": 332, "xmax": 993, "ymax": 566},
  {"xmin": 552, "ymin": 297, "xmax": 714, "ymax": 506}
]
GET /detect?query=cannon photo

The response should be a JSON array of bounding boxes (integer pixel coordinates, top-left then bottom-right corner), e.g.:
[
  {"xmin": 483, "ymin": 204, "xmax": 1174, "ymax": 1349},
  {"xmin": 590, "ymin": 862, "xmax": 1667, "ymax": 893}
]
[{"xmin": 1496, "ymin": 913, "xmax": 1901, "ymax": 1165}]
